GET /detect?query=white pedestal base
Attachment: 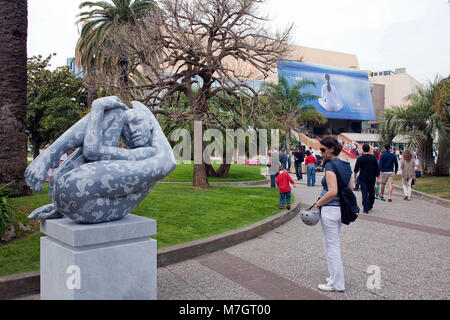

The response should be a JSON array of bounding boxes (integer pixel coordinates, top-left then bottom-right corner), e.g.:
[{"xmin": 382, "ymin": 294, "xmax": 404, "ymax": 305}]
[{"xmin": 40, "ymin": 214, "xmax": 157, "ymax": 300}]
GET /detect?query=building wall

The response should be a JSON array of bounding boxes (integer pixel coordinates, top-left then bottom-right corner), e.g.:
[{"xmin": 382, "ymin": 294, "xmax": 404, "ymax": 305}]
[
  {"xmin": 370, "ymin": 83, "xmax": 385, "ymax": 123},
  {"xmin": 369, "ymin": 72, "xmax": 423, "ymax": 110},
  {"xmin": 66, "ymin": 57, "xmax": 83, "ymax": 79}
]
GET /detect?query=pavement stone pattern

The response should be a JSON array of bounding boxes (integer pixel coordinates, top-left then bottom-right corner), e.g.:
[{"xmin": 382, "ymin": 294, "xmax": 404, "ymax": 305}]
[
  {"xmin": 155, "ymin": 172, "xmax": 449, "ymax": 300},
  {"xmin": 14, "ymin": 171, "xmax": 450, "ymax": 300}
]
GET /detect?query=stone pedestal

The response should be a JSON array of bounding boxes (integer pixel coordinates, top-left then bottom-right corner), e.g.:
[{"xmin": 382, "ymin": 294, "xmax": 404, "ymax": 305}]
[{"xmin": 40, "ymin": 214, "xmax": 157, "ymax": 300}]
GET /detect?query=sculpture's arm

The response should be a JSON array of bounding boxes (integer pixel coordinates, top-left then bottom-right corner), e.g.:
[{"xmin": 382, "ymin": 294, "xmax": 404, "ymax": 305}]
[
  {"xmin": 82, "ymin": 97, "xmax": 156, "ymax": 161},
  {"xmin": 25, "ymin": 115, "xmax": 89, "ymax": 191},
  {"xmin": 84, "ymin": 144, "xmax": 157, "ymax": 161},
  {"xmin": 133, "ymin": 102, "xmax": 176, "ymax": 180}
]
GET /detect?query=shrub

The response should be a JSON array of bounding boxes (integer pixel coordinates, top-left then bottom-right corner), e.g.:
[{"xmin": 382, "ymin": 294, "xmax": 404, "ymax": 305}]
[
  {"xmin": 0, "ymin": 183, "xmax": 19, "ymax": 198},
  {"xmin": 1, "ymin": 198, "xmax": 13, "ymax": 239},
  {"xmin": 0, "ymin": 197, "xmax": 20, "ymax": 242}
]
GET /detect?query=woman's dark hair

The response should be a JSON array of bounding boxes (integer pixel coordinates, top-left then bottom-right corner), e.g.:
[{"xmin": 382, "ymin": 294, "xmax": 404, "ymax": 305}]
[
  {"xmin": 320, "ymin": 136, "xmax": 342, "ymax": 156},
  {"xmin": 325, "ymin": 73, "xmax": 331, "ymax": 92},
  {"xmin": 305, "ymin": 150, "xmax": 311, "ymax": 156}
]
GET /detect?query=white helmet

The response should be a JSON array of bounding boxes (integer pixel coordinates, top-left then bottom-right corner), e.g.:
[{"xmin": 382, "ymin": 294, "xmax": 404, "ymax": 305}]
[{"xmin": 300, "ymin": 205, "xmax": 321, "ymax": 226}]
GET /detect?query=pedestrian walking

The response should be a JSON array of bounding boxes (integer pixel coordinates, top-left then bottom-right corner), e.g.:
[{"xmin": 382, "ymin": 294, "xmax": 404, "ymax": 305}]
[
  {"xmin": 279, "ymin": 148, "xmax": 290, "ymax": 171},
  {"xmin": 293, "ymin": 146, "xmax": 304, "ymax": 180},
  {"xmin": 378, "ymin": 144, "xmax": 399, "ymax": 202},
  {"xmin": 373, "ymin": 147, "xmax": 380, "ymax": 160},
  {"xmin": 275, "ymin": 165, "xmax": 295, "ymax": 210},
  {"xmin": 305, "ymin": 150, "xmax": 317, "ymax": 187},
  {"xmin": 267, "ymin": 148, "xmax": 279, "ymax": 188},
  {"xmin": 353, "ymin": 144, "xmax": 380, "ymax": 213},
  {"xmin": 400, "ymin": 149, "xmax": 415, "ymax": 201},
  {"xmin": 312, "ymin": 136, "xmax": 353, "ymax": 292}
]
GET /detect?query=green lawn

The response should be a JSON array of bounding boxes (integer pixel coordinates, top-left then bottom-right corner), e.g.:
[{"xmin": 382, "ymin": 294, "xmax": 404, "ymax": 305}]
[
  {"xmin": 0, "ymin": 183, "xmax": 290, "ymax": 277},
  {"xmin": 162, "ymin": 163, "xmax": 266, "ymax": 182},
  {"xmin": 393, "ymin": 175, "xmax": 450, "ymax": 200}
]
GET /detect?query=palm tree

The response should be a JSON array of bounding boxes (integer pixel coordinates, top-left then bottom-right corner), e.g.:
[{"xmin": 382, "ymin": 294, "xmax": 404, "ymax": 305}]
[
  {"xmin": 0, "ymin": 0, "xmax": 29, "ymax": 195},
  {"xmin": 433, "ymin": 76, "xmax": 450, "ymax": 121},
  {"xmin": 379, "ymin": 106, "xmax": 406, "ymax": 148},
  {"xmin": 432, "ymin": 76, "xmax": 450, "ymax": 175},
  {"xmin": 262, "ymin": 76, "xmax": 326, "ymax": 152},
  {"xmin": 380, "ymin": 79, "xmax": 450, "ymax": 175},
  {"xmin": 75, "ymin": 0, "xmax": 157, "ymax": 88}
]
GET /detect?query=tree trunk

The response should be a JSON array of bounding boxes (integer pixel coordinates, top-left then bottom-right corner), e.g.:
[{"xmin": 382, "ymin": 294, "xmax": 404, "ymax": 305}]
[
  {"xmin": 203, "ymin": 141, "xmax": 216, "ymax": 177},
  {"xmin": 286, "ymin": 127, "xmax": 291, "ymax": 153},
  {"xmin": 422, "ymin": 135, "xmax": 435, "ymax": 175},
  {"xmin": 213, "ymin": 139, "xmax": 235, "ymax": 178},
  {"xmin": 0, "ymin": 0, "xmax": 29, "ymax": 195},
  {"xmin": 205, "ymin": 164, "xmax": 216, "ymax": 177},
  {"xmin": 434, "ymin": 152, "xmax": 449, "ymax": 176},
  {"xmin": 85, "ymin": 71, "xmax": 98, "ymax": 108},
  {"xmin": 193, "ymin": 163, "xmax": 209, "ymax": 189},
  {"xmin": 119, "ymin": 57, "xmax": 129, "ymax": 87},
  {"xmin": 214, "ymin": 163, "xmax": 231, "ymax": 178},
  {"xmin": 192, "ymin": 120, "xmax": 209, "ymax": 188},
  {"xmin": 434, "ymin": 137, "xmax": 449, "ymax": 176},
  {"xmin": 31, "ymin": 136, "xmax": 41, "ymax": 159}
]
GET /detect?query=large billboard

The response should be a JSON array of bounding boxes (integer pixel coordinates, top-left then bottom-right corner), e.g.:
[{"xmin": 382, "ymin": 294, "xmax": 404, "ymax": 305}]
[{"xmin": 277, "ymin": 60, "xmax": 376, "ymax": 121}]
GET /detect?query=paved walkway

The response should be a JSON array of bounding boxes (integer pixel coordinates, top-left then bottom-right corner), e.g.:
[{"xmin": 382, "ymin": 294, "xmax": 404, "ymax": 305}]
[
  {"xmin": 156, "ymin": 172, "xmax": 450, "ymax": 300},
  {"xmin": 17, "ymin": 172, "xmax": 450, "ymax": 300}
]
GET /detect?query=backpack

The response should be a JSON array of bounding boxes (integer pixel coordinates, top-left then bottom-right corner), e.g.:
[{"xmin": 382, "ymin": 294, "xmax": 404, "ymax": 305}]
[{"xmin": 329, "ymin": 160, "xmax": 359, "ymax": 225}]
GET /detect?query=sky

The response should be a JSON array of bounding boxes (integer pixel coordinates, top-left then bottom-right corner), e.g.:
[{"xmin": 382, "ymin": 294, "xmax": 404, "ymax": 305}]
[{"xmin": 28, "ymin": 0, "xmax": 450, "ymax": 84}]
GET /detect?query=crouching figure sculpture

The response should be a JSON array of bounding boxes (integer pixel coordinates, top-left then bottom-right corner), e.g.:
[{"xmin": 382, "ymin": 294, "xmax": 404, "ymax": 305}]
[{"xmin": 25, "ymin": 96, "xmax": 176, "ymax": 223}]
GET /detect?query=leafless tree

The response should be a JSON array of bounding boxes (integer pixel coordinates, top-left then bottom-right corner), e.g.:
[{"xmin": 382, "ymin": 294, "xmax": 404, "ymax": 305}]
[{"xmin": 99, "ymin": 0, "xmax": 293, "ymax": 188}]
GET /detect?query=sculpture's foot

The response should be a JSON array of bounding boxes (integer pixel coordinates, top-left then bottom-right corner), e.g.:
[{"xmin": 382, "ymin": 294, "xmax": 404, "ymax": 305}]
[{"xmin": 28, "ymin": 204, "xmax": 64, "ymax": 220}]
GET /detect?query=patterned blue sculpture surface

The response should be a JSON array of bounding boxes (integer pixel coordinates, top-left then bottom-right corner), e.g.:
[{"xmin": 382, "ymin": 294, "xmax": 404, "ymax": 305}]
[{"xmin": 25, "ymin": 96, "xmax": 176, "ymax": 223}]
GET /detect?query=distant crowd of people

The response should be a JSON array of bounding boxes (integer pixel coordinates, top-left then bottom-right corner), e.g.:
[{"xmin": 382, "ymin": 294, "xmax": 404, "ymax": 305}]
[{"xmin": 266, "ymin": 136, "xmax": 424, "ymax": 293}]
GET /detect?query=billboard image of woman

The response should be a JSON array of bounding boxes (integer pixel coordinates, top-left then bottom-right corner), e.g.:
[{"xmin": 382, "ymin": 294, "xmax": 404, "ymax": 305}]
[
  {"xmin": 277, "ymin": 60, "xmax": 376, "ymax": 121},
  {"xmin": 318, "ymin": 73, "xmax": 344, "ymax": 112}
]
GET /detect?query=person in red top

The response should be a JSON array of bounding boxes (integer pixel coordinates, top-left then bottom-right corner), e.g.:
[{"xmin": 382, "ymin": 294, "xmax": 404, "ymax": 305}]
[
  {"xmin": 304, "ymin": 150, "xmax": 317, "ymax": 187},
  {"xmin": 275, "ymin": 165, "xmax": 295, "ymax": 210}
]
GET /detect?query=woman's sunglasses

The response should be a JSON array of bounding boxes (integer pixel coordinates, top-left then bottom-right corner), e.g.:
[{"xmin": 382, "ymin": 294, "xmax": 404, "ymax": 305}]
[{"xmin": 320, "ymin": 148, "xmax": 326, "ymax": 153}]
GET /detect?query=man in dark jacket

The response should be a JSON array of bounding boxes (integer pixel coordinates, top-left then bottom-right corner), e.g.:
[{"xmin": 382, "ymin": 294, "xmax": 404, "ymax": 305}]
[
  {"xmin": 378, "ymin": 143, "xmax": 399, "ymax": 202},
  {"xmin": 354, "ymin": 144, "xmax": 380, "ymax": 213},
  {"xmin": 293, "ymin": 146, "xmax": 304, "ymax": 180}
]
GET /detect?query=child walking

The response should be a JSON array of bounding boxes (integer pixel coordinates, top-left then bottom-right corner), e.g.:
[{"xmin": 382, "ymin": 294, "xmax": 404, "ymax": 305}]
[{"xmin": 275, "ymin": 165, "xmax": 295, "ymax": 210}]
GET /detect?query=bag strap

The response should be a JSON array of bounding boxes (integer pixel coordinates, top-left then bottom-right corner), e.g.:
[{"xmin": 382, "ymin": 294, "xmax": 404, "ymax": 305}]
[
  {"xmin": 328, "ymin": 159, "xmax": 345, "ymax": 191},
  {"xmin": 307, "ymin": 197, "xmax": 322, "ymax": 211}
]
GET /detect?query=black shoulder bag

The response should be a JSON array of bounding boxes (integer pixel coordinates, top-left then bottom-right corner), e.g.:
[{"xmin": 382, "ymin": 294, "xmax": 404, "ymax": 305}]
[{"xmin": 329, "ymin": 160, "xmax": 359, "ymax": 225}]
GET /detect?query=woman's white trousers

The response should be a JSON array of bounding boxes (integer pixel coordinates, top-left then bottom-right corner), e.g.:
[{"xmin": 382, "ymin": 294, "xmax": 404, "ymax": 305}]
[
  {"xmin": 320, "ymin": 206, "xmax": 345, "ymax": 291},
  {"xmin": 402, "ymin": 178, "xmax": 413, "ymax": 198}
]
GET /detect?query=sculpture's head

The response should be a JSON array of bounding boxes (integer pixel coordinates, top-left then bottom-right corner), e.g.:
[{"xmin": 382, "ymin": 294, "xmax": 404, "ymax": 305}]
[{"xmin": 122, "ymin": 102, "xmax": 154, "ymax": 148}]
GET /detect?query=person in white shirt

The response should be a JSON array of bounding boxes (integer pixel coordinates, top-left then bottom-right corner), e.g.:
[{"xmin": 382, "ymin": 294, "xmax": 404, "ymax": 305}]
[{"xmin": 318, "ymin": 73, "xmax": 343, "ymax": 112}]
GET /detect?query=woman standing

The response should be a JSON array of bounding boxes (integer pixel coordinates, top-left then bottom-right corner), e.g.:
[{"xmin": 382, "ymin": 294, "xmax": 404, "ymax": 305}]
[
  {"xmin": 305, "ymin": 150, "xmax": 317, "ymax": 187},
  {"xmin": 313, "ymin": 136, "xmax": 353, "ymax": 292},
  {"xmin": 400, "ymin": 149, "xmax": 415, "ymax": 200}
]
